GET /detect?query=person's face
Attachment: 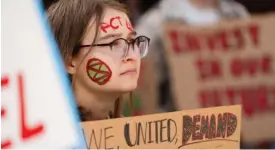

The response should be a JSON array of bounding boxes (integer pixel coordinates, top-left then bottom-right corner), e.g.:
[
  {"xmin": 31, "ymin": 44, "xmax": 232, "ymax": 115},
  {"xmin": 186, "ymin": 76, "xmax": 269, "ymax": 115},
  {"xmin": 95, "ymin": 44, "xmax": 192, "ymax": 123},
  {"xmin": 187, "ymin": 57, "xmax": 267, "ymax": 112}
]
[{"xmin": 68, "ymin": 7, "xmax": 146, "ymax": 93}]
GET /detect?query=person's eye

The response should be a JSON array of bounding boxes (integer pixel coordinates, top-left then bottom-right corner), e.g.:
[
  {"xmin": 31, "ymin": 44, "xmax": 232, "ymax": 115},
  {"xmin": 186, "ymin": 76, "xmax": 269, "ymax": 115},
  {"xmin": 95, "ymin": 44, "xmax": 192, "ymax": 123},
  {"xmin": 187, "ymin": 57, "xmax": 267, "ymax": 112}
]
[{"xmin": 112, "ymin": 40, "xmax": 120, "ymax": 46}]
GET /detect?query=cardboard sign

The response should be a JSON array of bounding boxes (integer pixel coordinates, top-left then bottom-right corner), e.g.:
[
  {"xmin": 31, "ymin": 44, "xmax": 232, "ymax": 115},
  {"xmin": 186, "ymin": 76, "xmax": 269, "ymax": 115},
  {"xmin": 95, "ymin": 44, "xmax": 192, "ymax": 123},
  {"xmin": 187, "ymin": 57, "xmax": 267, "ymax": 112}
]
[
  {"xmin": 82, "ymin": 105, "xmax": 241, "ymax": 149},
  {"xmin": 2, "ymin": 0, "xmax": 85, "ymax": 148},
  {"xmin": 163, "ymin": 13, "xmax": 275, "ymax": 142}
]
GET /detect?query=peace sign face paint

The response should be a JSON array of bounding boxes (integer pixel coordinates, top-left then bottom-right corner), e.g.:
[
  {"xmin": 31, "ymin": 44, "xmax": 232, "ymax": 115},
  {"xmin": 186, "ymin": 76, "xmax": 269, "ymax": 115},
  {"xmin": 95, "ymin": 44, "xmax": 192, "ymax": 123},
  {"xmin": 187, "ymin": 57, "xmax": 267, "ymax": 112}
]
[{"xmin": 86, "ymin": 58, "xmax": 112, "ymax": 85}]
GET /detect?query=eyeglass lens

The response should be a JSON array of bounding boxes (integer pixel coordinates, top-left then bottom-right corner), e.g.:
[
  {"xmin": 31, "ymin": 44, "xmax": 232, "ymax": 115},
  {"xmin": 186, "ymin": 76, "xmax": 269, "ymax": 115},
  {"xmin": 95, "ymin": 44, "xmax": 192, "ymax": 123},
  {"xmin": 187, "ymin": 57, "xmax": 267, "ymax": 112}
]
[{"xmin": 111, "ymin": 36, "xmax": 149, "ymax": 58}]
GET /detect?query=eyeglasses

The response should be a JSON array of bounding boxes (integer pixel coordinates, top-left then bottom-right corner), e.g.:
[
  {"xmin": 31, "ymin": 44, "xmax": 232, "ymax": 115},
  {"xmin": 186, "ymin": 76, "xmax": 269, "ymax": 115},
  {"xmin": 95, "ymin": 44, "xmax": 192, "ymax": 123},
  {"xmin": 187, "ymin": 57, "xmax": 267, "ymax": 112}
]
[{"xmin": 76, "ymin": 36, "xmax": 150, "ymax": 58}]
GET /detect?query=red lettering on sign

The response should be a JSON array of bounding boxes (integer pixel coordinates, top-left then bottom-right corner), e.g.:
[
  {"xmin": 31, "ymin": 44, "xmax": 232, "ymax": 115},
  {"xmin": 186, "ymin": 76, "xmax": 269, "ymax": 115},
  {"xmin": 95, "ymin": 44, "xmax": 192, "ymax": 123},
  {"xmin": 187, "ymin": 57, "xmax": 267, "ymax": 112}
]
[
  {"xmin": 230, "ymin": 58, "xmax": 242, "ymax": 77},
  {"xmin": 230, "ymin": 55, "xmax": 272, "ymax": 77},
  {"xmin": 2, "ymin": 76, "xmax": 9, "ymax": 87},
  {"xmin": 169, "ymin": 30, "xmax": 181, "ymax": 54},
  {"xmin": 248, "ymin": 24, "xmax": 260, "ymax": 47},
  {"xmin": 1, "ymin": 76, "xmax": 9, "ymax": 118},
  {"xmin": 262, "ymin": 56, "xmax": 272, "ymax": 73},
  {"xmin": 18, "ymin": 74, "xmax": 44, "ymax": 140},
  {"xmin": 195, "ymin": 58, "xmax": 222, "ymax": 80},
  {"xmin": 258, "ymin": 86, "xmax": 268, "ymax": 112},
  {"xmin": 1, "ymin": 73, "xmax": 45, "ymax": 148},
  {"xmin": 168, "ymin": 24, "xmax": 260, "ymax": 54},
  {"xmin": 199, "ymin": 85, "xmax": 275, "ymax": 117},
  {"xmin": 232, "ymin": 28, "xmax": 244, "ymax": 49},
  {"xmin": 1, "ymin": 141, "xmax": 12, "ymax": 149},
  {"xmin": 1, "ymin": 109, "xmax": 6, "ymax": 117},
  {"xmin": 226, "ymin": 88, "xmax": 235, "ymax": 105},
  {"xmin": 240, "ymin": 87, "xmax": 257, "ymax": 116},
  {"xmin": 184, "ymin": 34, "xmax": 201, "ymax": 51},
  {"xmin": 207, "ymin": 31, "xmax": 228, "ymax": 51},
  {"xmin": 1, "ymin": 76, "xmax": 12, "ymax": 148}
]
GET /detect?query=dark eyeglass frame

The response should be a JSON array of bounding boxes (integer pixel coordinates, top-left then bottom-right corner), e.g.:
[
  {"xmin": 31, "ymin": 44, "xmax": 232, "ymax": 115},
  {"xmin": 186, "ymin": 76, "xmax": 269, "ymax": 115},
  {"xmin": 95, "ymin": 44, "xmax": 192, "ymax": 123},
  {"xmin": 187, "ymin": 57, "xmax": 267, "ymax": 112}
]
[{"xmin": 75, "ymin": 35, "xmax": 150, "ymax": 52}]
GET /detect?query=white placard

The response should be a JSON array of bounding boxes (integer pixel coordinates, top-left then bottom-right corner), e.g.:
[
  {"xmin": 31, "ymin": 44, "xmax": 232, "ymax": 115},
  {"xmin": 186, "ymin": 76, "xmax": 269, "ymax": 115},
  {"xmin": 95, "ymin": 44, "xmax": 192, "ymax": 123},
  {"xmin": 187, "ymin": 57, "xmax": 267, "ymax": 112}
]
[{"xmin": 1, "ymin": 0, "xmax": 86, "ymax": 148}]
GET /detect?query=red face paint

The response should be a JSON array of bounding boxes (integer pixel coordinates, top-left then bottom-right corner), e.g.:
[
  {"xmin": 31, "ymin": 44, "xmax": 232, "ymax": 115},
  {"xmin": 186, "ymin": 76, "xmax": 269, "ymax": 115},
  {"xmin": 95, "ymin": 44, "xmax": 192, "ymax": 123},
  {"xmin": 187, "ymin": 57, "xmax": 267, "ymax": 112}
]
[
  {"xmin": 100, "ymin": 16, "xmax": 134, "ymax": 33},
  {"xmin": 86, "ymin": 58, "xmax": 112, "ymax": 85},
  {"xmin": 100, "ymin": 16, "xmax": 122, "ymax": 33},
  {"xmin": 126, "ymin": 20, "xmax": 134, "ymax": 31}
]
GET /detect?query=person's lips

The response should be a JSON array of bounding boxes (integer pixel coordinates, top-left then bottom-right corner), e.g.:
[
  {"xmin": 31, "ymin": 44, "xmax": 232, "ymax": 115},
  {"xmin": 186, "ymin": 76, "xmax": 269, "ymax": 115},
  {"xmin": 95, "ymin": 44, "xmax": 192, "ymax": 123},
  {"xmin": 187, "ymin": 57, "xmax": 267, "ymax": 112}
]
[{"xmin": 120, "ymin": 69, "xmax": 137, "ymax": 75}]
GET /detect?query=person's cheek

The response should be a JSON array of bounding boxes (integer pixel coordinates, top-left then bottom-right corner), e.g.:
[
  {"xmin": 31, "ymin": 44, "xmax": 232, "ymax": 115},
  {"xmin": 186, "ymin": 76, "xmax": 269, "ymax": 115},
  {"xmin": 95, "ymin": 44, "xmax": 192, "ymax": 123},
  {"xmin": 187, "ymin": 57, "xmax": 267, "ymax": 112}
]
[{"xmin": 85, "ymin": 58, "xmax": 113, "ymax": 85}]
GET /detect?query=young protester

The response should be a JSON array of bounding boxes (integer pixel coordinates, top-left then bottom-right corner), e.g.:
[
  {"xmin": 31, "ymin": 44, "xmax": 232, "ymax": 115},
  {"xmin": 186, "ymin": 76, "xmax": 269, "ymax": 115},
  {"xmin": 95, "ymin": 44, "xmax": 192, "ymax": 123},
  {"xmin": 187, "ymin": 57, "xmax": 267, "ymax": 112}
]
[{"xmin": 47, "ymin": 0, "xmax": 150, "ymax": 121}]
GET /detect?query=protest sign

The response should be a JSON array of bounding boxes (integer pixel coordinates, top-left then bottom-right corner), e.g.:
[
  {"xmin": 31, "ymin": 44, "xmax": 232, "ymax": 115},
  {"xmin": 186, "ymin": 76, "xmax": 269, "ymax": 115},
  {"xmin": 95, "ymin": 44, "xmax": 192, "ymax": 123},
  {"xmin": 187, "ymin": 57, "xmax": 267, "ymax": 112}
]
[
  {"xmin": 82, "ymin": 105, "xmax": 241, "ymax": 149},
  {"xmin": 163, "ymin": 13, "xmax": 275, "ymax": 142},
  {"xmin": 2, "ymin": 0, "xmax": 85, "ymax": 148}
]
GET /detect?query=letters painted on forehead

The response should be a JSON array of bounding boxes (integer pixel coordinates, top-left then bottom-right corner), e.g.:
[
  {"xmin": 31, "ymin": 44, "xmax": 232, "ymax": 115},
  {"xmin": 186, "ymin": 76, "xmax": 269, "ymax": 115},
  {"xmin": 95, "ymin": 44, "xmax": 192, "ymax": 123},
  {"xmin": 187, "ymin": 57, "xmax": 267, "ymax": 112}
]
[{"xmin": 100, "ymin": 16, "xmax": 134, "ymax": 33}]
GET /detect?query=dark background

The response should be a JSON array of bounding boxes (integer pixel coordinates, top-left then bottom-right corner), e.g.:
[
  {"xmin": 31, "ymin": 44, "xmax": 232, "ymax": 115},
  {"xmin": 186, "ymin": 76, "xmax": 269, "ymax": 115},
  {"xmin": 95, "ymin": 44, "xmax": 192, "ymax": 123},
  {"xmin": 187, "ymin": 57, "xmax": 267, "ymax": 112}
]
[{"xmin": 43, "ymin": 0, "xmax": 275, "ymax": 14}]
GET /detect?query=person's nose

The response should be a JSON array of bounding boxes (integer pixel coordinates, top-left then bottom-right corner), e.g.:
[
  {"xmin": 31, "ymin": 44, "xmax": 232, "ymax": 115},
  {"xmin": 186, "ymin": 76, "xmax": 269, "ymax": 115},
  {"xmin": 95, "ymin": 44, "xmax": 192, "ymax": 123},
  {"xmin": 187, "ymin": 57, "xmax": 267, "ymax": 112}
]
[{"xmin": 122, "ymin": 44, "xmax": 138, "ymax": 62}]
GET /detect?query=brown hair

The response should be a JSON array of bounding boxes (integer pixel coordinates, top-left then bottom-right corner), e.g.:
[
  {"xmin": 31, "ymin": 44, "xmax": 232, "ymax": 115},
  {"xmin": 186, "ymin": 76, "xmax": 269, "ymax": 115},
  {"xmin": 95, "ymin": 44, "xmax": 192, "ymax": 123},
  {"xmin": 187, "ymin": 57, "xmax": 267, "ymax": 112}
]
[
  {"xmin": 47, "ymin": 0, "xmax": 128, "ymax": 63},
  {"xmin": 47, "ymin": 0, "xmax": 133, "ymax": 120}
]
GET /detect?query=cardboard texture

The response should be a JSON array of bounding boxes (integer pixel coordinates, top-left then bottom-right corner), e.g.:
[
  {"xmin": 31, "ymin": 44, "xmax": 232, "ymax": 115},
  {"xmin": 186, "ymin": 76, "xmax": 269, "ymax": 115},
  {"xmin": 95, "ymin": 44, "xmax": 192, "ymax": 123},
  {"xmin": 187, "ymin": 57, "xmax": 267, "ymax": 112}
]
[
  {"xmin": 82, "ymin": 105, "xmax": 241, "ymax": 149},
  {"xmin": 162, "ymin": 13, "xmax": 275, "ymax": 142}
]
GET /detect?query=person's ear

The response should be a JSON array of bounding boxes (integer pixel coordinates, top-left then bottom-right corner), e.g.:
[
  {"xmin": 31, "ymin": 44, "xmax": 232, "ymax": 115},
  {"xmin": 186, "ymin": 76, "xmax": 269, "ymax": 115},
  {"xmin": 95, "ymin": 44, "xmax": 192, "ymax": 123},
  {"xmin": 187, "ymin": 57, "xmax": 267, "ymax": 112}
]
[{"xmin": 66, "ymin": 56, "xmax": 77, "ymax": 74}]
